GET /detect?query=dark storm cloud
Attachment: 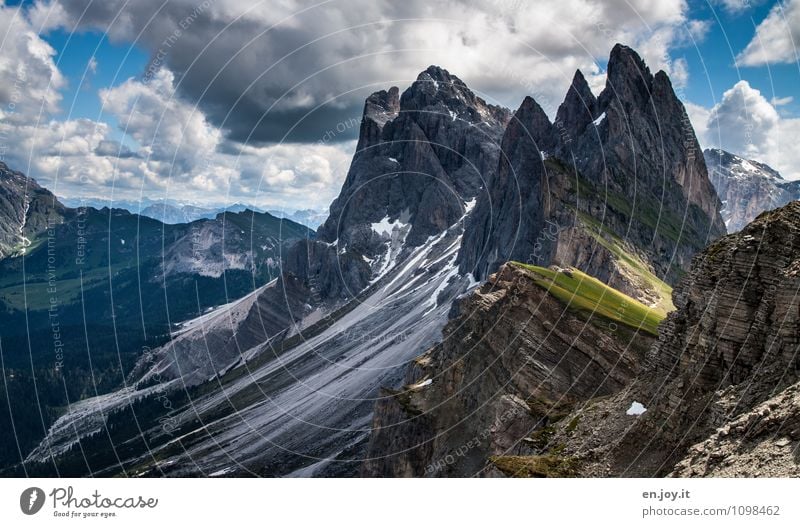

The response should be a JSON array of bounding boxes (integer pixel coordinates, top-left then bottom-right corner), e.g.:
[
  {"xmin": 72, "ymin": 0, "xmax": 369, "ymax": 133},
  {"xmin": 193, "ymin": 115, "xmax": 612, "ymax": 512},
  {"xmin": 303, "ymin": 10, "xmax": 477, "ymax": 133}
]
[
  {"xmin": 40, "ymin": 0, "xmax": 694, "ymax": 146},
  {"xmin": 49, "ymin": 0, "xmax": 396, "ymax": 144}
]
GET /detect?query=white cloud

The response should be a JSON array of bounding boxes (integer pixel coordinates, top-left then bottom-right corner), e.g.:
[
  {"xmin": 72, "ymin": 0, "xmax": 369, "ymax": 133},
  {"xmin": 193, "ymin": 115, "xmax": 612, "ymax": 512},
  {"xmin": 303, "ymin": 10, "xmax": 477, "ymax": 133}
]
[
  {"xmin": 771, "ymin": 95, "xmax": 794, "ymax": 106},
  {"xmin": 712, "ymin": 0, "xmax": 756, "ymax": 14},
  {"xmin": 737, "ymin": 0, "xmax": 800, "ymax": 66},
  {"xmin": 0, "ymin": 2, "xmax": 64, "ymax": 125},
  {"xmin": 707, "ymin": 80, "xmax": 780, "ymax": 158},
  {"xmin": 99, "ymin": 69, "xmax": 222, "ymax": 172},
  {"xmin": 692, "ymin": 80, "xmax": 800, "ymax": 180}
]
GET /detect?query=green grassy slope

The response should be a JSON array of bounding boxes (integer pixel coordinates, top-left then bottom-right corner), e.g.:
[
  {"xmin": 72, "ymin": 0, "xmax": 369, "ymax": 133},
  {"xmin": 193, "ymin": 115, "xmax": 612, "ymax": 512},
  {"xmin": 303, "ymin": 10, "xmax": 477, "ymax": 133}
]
[
  {"xmin": 511, "ymin": 262, "xmax": 666, "ymax": 336},
  {"xmin": 573, "ymin": 210, "xmax": 675, "ymax": 316}
]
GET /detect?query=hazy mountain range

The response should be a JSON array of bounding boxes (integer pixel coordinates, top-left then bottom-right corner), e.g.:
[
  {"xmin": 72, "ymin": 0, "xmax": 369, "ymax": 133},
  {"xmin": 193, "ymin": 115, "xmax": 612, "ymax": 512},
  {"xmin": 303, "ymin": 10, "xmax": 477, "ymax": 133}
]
[{"xmin": 59, "ymin": 196, "xmax": 328, "ymax": 229}]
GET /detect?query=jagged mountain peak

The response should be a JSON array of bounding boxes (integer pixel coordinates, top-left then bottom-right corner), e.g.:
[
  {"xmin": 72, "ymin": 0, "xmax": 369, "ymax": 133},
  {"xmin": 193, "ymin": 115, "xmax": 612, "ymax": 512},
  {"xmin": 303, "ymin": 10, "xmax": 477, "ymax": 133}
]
[
  {"xmin": 460, "ymin": 42, "xmax": 725, "ymax": 301},
  {"xmin": 554, "ymin": 69, "xmax": 598, "ymax": 141},
  {"xmin": 606, "ymin": 43, "xmax": 652, "ymax": 85},
  {"xmin": 399, "ymin": 65, "xmax": 509, "ymax": 127},
  {"xmin": 598, "ymin": 43, "xmax": 655, "ymax": 117},
  {"xmin": 705, "ymin": 148, "xmax": 783, "ymax": 181},
  {"xmin": 513, "ymin": 95, "xmax": 554, "ymax": 147},
  {"xmin": 419, "ymin": 64, "xmax": 462, "ymax": 83}
]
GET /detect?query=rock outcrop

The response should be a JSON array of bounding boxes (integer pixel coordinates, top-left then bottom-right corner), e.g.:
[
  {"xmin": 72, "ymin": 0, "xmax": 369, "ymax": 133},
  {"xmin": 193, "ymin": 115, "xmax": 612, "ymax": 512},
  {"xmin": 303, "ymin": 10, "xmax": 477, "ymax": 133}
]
[
  {"xmin": 362, "ymin": 263, "xmax": 656, "ymax": 476},
  {"xmin": 460, "ymin": 45, "xmax": 726, "ymax": 305},
  {"xmin": 705, "ymin": 148, "xmax": 800, "ymax": 232},
  {"xmin": 497, "ymin": 201, "xmax": 800, "ymax": 477}
]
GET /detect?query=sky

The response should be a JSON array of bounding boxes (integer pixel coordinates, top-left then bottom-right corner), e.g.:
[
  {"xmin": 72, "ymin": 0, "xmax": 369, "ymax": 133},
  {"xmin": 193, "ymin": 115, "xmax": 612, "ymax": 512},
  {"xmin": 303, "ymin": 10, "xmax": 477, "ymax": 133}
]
[{"xmin": 0, "ymin": 0, "xmax": 799, "ymax": 210}]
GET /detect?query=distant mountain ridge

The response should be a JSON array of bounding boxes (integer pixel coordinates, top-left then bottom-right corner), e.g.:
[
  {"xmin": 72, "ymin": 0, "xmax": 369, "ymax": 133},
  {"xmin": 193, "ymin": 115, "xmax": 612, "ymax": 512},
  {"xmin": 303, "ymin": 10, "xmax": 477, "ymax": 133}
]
[
  {"xmin": 0, "ymin": 167, "xmax": 313, "ymax": 470},
  {"xmin": 60, "ymin": 195, "xmax": 327, "ymax": 228},
  {"xmin": 704, "ymin": 148, "xmax": 800, "ymax": 232}
]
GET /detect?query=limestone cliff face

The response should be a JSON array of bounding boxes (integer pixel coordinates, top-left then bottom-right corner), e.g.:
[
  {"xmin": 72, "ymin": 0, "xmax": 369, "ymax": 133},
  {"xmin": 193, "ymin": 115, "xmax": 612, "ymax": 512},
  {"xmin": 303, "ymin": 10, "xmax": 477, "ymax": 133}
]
[
  {"xmin": 362, "ymin": 263, "xmax": 654, "ymax": 477},
  {"xmin": 460, "ymin": 45, "xmax": 726, "ymax": 297},
  {"xmin": 524, "ymin": 201, "xmax": 800, "ymax": 477},
  {"xmin": 705, "ymin": 148, "xmax": 800, "ymax": 233}
]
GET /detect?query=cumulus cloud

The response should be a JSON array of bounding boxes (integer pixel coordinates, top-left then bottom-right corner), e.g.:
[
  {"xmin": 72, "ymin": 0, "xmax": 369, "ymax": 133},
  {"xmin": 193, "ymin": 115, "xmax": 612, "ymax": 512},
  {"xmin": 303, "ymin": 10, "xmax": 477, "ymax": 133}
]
[
  {"xmin": 99, "ymin": 68, "xmax": 222, "ymax": 173},
  {"xmin": 37, "ymin": 0, "xmax": 699, "ymax": 142},
  {"xmin": 737, "ymin": 0, "xmax": 800, "ymax": 66},
  {"xmin": 0, "ymin": 2, "xmax": 64, "ymax": 125},
  {"xmin": 691, "ymin": 80, "xmax": 800, "ymax": 179}
]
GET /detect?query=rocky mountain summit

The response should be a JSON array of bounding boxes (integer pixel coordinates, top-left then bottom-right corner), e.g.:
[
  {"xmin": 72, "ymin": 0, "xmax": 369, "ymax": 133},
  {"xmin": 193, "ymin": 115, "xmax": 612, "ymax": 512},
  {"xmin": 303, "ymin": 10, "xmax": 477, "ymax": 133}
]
[
  {"xmin": 460, "ymin": 45, "xmax": 725, "ymax": 309},
  {"xmin": 705, "ymin": 148, "xmax": 800, "ymax": 232},
  {"xmin": 299, "ymin": 65, "xmax": 510, "ymax": 300}
]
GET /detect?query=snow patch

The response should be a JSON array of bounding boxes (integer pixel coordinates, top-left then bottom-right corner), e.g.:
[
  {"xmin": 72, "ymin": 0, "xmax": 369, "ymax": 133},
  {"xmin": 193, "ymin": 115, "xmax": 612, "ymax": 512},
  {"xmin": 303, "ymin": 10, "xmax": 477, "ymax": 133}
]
[
  {"xmin": 371, "ymin": 216, "xmax": 406, "ymax": 237},
  {"xmin": 464, "ymin": 198, "xmax": 476, "ymax": 214},
  {"xmin": 209, "ymin": 467, "xmax": 235, "ymax": 477},
  {"xmin": 593, "ymin": 112, "xmax": 606, "ymax": 126},
  {"xmin": 626, "ymin": 401, "xmax": 647, "ymax": 416}
]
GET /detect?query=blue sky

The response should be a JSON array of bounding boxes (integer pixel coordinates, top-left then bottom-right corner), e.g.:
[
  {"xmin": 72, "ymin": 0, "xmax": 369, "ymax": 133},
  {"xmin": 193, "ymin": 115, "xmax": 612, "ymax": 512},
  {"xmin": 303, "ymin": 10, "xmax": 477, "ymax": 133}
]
[
  {"xmin": 682, "ymin": 0, "xmax": 799, "ymax": 115},
  {"xmin": 1, "ymin": 0, "xmax": 799, "ymax": 208},
  {"xmin": 46, "ymin": 29, "xmax": 148, "ymax": 149}
]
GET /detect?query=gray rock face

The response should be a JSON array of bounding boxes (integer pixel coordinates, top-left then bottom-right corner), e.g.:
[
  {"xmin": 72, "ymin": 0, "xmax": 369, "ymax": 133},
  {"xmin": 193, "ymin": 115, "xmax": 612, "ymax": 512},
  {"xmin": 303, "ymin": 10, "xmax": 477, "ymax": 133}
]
[
  {"xmin": 704, "ymin": 148, "xmax": 800, "ymax": 232},
  {"xmin": 459, "ymin": 96, "xmax": 554, "ymax": 279},
  {"xmin": 318, "ymin": 65, "xmax": 509, "ymax": 247},
  {"xmin": 555, "ymin": 70, "xmax": 597, "ymax": 145},
  {"xmin": 0, "ymin": 161, "xmax": 68, "ymax": 257},
  {"xmin": 460, "ymin": 44, "xmax": 726, "ymax": 292},
  {"xmin": 649, "ymin": 201, "xmax": 800, "ymax": 389},
  {"xmin": 294, "ymin": 66, "xmax": 510, "ymax": 301}
]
